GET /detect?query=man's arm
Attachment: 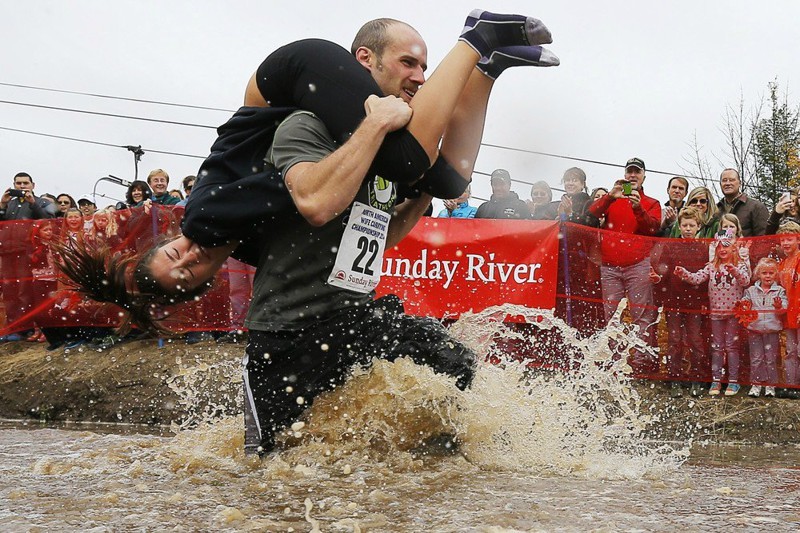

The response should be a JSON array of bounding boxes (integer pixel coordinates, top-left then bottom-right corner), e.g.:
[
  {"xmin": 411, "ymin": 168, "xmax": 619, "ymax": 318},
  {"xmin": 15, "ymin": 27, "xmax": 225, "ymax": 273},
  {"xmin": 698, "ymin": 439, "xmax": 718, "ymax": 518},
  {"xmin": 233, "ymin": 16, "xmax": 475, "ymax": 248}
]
[
  {"xmin": 750, "ymin": 199, "xmax": 770, "ymax": 236},
  {"xmin": 587, "ymin": 188, "xmax": 617, "ymax": 219},
  {"xmin": 387, "ymin": 194, "xmax": 433, "ymax": 248},
  {"xmin": 633, "ymin": 197, "xmax": 661, "ymax": 236},
  {"xmin": 284, "ymin": 95, "xmax": 412, "ymax": 227},
  {"xmin": 32, "ymin": 198, "xmax": 56, "ymax": 219}
]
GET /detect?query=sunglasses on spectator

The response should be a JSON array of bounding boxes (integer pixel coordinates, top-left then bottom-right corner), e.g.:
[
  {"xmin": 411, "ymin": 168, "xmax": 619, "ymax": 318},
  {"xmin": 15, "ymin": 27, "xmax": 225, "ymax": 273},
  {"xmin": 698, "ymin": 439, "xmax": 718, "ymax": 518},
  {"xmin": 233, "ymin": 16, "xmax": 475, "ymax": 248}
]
[
  {"xmin": 58, "ymin": 200, "xmax": 71, "ymax": 205},
  {"xmin": 688, "ymin": 198, "xmax": 708, "ymax": 205}
]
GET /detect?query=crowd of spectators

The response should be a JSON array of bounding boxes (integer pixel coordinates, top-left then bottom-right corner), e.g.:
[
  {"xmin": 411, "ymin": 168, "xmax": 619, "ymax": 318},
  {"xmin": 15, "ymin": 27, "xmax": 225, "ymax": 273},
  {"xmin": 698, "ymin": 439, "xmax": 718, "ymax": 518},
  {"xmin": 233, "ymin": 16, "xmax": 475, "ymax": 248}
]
[
  {"xmin": 435, "ymin": 158, "xmax": 798, "ymax": 398},
  {"xmin": 0, "ymin": 169, "xmax": 251, "ymax": 350},
  {"xmin": 2, "ymin": 160, "xmax": 800, "ymax": 398}
]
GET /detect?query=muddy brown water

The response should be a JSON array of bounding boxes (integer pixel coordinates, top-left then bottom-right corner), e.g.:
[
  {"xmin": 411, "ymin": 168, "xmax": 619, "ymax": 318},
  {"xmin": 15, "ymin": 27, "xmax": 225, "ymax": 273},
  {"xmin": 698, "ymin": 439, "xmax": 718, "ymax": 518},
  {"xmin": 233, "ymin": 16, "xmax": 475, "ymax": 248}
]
[{"xmin": 2, "ymin": 306, "xmax": 800, "ymax": 531}]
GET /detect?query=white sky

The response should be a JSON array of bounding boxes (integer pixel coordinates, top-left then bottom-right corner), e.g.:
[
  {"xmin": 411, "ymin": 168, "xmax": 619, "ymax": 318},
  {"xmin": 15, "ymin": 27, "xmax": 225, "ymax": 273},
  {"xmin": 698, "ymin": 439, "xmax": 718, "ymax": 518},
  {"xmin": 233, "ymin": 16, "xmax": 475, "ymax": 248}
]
[{"xmin": 1, "ymin": 0, "xmax": 798, "ymax": 212}]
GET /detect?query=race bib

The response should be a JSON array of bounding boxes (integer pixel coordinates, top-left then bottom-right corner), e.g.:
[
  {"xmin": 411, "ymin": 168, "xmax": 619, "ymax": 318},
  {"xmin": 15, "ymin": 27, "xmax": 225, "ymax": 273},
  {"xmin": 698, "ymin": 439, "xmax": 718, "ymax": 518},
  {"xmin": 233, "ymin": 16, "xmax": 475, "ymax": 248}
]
[{"xmin": 328, "ymin": 201, "xmax": 391, "ymax": 293}]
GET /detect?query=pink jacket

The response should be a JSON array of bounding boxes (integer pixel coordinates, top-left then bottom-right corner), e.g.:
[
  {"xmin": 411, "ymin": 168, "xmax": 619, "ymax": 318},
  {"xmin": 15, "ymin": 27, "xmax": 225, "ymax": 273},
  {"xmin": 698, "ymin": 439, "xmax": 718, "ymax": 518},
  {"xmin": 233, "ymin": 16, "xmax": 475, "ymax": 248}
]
[{"xmin": 679, "ymin": 261, "xmax": 750, "ymax": 318}]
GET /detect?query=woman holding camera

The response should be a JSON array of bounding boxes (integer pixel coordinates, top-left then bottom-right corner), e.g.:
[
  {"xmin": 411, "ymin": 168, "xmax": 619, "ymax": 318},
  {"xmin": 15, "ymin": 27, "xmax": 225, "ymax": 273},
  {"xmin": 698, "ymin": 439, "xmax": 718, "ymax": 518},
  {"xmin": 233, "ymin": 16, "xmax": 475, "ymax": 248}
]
[{"xmin": 766, "ymin": 187, "xmax": 800, "ymax": 235}]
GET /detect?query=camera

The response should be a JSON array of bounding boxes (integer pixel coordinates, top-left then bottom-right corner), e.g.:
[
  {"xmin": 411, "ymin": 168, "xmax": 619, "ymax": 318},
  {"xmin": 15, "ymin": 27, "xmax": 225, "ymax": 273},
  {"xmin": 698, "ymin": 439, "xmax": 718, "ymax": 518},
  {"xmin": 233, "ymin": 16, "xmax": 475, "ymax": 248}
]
[
  {"xmin": 7, "ymin": 189, "xmax": 25, "ymax": 198},
  {"xmin": 622, "ymin": 181, "xmax": 632, "ymax": 195}
]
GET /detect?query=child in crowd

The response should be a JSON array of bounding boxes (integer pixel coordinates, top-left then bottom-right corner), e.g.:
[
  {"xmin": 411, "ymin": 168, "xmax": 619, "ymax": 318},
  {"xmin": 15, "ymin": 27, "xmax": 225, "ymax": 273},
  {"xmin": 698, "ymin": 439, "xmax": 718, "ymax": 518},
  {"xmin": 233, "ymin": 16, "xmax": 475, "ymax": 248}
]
[
  {"xmin": 676, "ymin": 227, "xmax": 751, "ymax": 396},
  {"xmin": 61, "ymin": 207, "xmax": 85, "ymax": 244},
  {"xmin": 741, "ymin": 258, "xmax": 787, "ymax": 397},
  {"xmin": 88, "ymin": 208, "xmax": 120, "ymax": 248},
  {"xmin": 709, "ymin": 213, "xmax": 751, "ymax": 266},
  {"xmin": 777, "ymin": 222, "xmax": 800, "ymax": 396},
  {"xmin": 650, "ymin": 207, "xmax": 709, "ymax": 397},
  {"xmin": 27, "ymin": 220, "xmax": 57, "ymax": 343}
]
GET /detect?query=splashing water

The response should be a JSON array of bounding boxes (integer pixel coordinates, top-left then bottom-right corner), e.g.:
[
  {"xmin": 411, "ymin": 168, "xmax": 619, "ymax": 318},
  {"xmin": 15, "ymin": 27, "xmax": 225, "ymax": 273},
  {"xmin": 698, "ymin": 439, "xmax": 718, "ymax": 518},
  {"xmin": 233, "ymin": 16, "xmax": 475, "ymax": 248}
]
[
  {"xmin": 2, "ymin": 304, "xmax": 744, "ymax": 531},
  {"xmin": 162, "ymin": 301, "xmax": 690, "ymax": 480}
]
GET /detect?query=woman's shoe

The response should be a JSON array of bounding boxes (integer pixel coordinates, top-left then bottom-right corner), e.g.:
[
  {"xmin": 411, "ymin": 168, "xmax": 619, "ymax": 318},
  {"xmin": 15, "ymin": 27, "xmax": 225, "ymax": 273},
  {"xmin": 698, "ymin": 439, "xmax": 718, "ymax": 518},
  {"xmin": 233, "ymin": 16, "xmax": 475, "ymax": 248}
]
[
  {"xmin": 709, "ymin": 382, "xmax": 722, "ymax": 396},
  {"xmin": 748, "ymin": 385, "xmax": 762, "ymax": 397}
]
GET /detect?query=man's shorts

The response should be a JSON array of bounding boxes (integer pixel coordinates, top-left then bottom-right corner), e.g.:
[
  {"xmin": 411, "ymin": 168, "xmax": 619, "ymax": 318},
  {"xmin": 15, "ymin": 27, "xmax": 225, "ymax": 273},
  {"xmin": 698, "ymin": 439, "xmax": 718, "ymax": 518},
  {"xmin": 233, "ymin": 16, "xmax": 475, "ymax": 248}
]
[{"xmin": 242, "ymin": 294, "xmax": 476, "ymax": 454}]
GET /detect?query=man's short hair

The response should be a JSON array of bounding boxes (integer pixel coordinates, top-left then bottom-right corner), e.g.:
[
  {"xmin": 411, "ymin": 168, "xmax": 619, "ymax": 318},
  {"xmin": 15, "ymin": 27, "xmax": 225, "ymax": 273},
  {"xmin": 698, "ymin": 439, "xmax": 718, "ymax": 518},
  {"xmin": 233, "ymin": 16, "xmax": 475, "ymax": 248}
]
[
  {"xmin": 147, "ymin": 169, "xmax": 170, "ymax": 184},
  {"xmin": 720, "ymin": 168, "xmax": 740, "ymax": 180},
  {"xmin": 668, "ymin": 176, "xmax": 689, "ymax": 190},
  {"xmin": 350, "ymin": 18, "xmax": 405, "ymax": 57},
  {"xmin": 13, "ymin": 172, "xmax": 32, "ymax": 182}
]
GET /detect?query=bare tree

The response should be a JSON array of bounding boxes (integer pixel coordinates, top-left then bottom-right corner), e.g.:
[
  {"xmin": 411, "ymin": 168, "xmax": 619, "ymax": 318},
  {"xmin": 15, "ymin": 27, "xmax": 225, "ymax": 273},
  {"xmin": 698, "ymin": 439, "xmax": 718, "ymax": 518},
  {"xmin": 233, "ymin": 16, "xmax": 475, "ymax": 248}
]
[
  {"xmin": 681, "ymin": 131, "xmax": 718, "ymax": 196},
  {"xmin": 681, "ymin": 90, "xmax": 763, "ymax": 199}
]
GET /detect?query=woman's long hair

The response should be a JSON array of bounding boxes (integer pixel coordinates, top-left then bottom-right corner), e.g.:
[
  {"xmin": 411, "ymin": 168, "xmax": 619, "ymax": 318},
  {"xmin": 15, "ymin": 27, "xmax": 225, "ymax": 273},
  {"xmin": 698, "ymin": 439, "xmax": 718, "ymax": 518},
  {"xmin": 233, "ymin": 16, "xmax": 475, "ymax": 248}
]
[
  {"xmin": 685, "ymin": 186, "xmax": 718, "ymax": 226},
  {"xmin": 56, "ymin": 239, "xmax": 213, "ymax": 336}
]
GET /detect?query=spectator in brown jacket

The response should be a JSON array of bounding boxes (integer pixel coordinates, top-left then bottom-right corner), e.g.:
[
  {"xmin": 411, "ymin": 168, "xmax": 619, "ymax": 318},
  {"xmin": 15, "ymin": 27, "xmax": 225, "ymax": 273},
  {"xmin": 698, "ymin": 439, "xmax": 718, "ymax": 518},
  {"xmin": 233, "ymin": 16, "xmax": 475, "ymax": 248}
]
[{"xmin": 716, "ymin": 168, "xmax": 769, "ymax": 236}]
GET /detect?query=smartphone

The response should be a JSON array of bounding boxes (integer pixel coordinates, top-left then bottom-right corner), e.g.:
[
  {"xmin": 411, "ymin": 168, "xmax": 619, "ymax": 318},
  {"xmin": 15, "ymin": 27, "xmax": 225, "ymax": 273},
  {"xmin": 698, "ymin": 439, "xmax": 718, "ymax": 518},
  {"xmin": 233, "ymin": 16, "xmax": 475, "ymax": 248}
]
[
  {"xmin": 781, "ymin": 191, "xmax": 792, "ymax": 203},
  {"xmin": 622, "ymin": 182, "xmax": 632, "ymax": 195},
  {"xmin": 7, "ymin": 189, "xmax": 25, "ymax": 198}
]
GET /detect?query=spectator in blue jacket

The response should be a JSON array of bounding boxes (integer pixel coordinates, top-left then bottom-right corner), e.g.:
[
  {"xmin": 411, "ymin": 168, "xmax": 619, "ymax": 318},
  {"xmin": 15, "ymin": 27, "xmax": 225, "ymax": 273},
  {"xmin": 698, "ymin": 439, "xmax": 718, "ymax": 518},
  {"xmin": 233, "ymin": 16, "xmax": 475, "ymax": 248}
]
[{"xmin": 437, "ymin": 186, "xmax": 477, "ymax": 218}]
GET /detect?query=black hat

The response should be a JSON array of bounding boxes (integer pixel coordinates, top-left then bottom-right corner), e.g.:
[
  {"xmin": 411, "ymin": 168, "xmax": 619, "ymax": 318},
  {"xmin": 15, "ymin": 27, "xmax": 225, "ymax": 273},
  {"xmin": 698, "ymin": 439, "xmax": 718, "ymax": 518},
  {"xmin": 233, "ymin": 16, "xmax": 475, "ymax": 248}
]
[
  {"xmin": 625, "ymin": 157, "xmax": 645, "ymax": 171},
  {"xmin": 490, "ymin": 168, "xmax": 512, "ymax": 183}
]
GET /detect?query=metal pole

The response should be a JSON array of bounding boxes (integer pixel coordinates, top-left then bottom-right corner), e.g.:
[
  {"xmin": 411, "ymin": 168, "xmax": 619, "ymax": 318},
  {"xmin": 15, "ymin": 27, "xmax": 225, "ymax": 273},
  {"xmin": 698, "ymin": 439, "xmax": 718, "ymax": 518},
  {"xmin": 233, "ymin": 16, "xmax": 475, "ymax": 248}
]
[{"xmin": 559, "ymin": 215, "xmax": 573, "ymax": 327}]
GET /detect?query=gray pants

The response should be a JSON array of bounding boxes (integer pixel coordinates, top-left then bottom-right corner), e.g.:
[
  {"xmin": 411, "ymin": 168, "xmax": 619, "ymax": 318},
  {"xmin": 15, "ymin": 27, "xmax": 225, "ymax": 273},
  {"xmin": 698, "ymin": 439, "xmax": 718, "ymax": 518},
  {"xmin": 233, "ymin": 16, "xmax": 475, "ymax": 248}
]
[
  {"xmin": 600, "ymin": 257, "xmax": 656, "ymax": 346},
  {"xmin": 748, "ymin": 331, "xmax": 780, "ymax": 385},
  {"xmin": 711, "ymin": 317, "xmax": 741, "ymax": 382}
]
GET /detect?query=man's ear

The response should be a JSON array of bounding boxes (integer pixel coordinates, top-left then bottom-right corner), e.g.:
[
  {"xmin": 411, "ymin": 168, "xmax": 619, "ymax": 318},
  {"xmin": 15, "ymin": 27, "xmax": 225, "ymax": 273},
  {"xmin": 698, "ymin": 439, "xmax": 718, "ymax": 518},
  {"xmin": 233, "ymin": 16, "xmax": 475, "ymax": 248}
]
[{"xmin": 354, "ymin": 46, "xmax": 375, "ymax": 71}]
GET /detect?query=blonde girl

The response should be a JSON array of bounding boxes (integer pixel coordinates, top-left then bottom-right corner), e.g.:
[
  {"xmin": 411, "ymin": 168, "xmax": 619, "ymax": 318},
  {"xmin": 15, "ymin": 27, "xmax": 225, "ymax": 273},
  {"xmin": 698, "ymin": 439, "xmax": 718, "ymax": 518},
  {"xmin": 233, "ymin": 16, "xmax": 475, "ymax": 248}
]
[{"xmin": 676, "ymin": 228, "xmax": 751, "ymax": 396}]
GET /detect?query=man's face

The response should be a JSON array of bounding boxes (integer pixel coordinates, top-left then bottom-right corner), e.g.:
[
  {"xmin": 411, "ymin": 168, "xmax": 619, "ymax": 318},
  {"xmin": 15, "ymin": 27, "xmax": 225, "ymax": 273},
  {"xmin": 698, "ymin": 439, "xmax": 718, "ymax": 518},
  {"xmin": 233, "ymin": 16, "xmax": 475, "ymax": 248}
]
[
  {"xmin": 79, "ymin": 202, "xmax": 96, "ymax": 217},
  {"xmin": 149, "ymin": 174, "xmax": 169, "ymax": 195},
  {"xmin": 624, "ymin": 166, "xmax": 645, "ymax": 190},
  {"xmin": 362, "ymin": 24, "xmax": 427, "ymax": 103},
  {"xmin": 491, "ymin": 178, "xmax": 511, "ymax": 197},
  {"xmin": 720, "ymin": 170, "xmax": 740, "ymax": 197},
  {"xmin": 13, "ymin": 176, "xmax": 33, "ymax": 191},
  {"xmin": 668, "ymin": 179, "xmax": 687, "ymax": 203}
]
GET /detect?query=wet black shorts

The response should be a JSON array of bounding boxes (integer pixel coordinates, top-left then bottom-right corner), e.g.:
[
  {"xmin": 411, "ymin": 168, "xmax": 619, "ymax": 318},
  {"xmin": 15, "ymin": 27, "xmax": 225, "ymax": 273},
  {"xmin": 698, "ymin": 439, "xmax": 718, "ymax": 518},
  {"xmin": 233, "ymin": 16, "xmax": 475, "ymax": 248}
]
[{"xmin": 242, "ymin": 294, "xmax": 476, "ymax": 454}]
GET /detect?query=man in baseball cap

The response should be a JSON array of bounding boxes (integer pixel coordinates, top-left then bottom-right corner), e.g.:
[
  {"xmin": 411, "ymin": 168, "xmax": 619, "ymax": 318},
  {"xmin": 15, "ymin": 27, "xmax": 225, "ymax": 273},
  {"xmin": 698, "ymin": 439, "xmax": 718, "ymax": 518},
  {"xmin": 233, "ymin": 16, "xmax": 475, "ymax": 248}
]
[
  {"xmin": 475, "ymin": 168, "xmax": 531, "ymax": 219},
  {"xmin": 587, "ymin": 156, "xmax": 662, "ymax": 375},
  {"xmin": 77, "ymin": 195, "xmax": 97, "ymax": 218}
]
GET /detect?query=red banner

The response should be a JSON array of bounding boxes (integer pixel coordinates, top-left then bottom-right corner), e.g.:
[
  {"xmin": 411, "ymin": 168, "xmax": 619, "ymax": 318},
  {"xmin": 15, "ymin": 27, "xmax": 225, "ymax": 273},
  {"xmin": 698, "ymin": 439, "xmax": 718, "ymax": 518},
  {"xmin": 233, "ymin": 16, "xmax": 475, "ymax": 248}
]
[{"xmin": 376, "ymin": 219, "xmax": 560, "ymax": 318}]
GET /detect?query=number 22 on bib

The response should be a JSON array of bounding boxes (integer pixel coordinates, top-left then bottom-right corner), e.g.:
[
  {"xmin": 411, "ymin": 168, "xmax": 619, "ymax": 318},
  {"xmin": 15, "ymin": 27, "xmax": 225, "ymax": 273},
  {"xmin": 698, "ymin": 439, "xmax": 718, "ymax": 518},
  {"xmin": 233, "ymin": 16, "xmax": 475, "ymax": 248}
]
[{"xmin": 328, "ymin": 201, "xmax": 391, "ymax": 293}]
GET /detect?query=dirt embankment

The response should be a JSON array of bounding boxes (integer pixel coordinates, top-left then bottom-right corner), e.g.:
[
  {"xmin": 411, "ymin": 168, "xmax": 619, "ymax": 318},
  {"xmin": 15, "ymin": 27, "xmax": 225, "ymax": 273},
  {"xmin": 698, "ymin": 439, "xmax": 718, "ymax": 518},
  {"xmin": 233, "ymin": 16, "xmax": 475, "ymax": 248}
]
[{"xmin": 1, "ymin": 340, "xmax": 799, "ymax": 444}]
